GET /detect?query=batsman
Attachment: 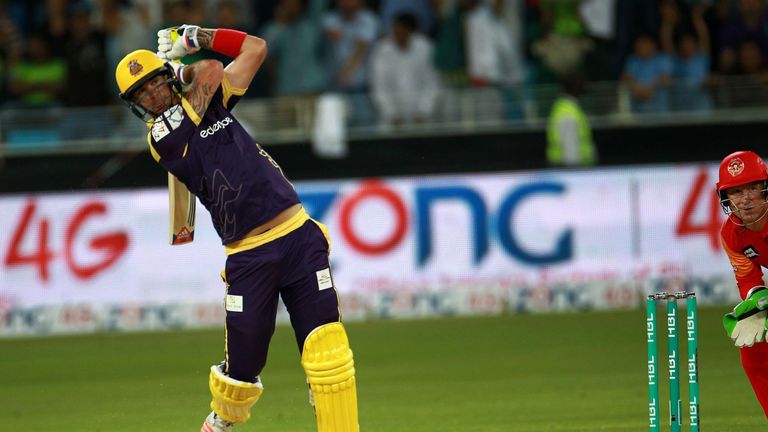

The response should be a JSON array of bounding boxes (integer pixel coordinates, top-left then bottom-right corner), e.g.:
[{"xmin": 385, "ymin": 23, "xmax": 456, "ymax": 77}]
[
  {"xmin": 114, "ymin": 24, "xmax": 359, "ymax": 432},
  {"xmin": 718, "ymin": 150, "xmax": 768, "ymax": 417}
]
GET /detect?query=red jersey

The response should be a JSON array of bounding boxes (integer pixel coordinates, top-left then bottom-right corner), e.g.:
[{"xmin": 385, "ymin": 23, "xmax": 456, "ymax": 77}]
[{"xmin": 721, "ymin": 217, "xmax": 768, "ymax": 299}]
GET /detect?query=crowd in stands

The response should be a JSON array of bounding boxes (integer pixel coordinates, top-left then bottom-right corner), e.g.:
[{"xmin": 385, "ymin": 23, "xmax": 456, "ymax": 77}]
[{"xmin": 3, "ymin": 0, "xmax": 768, "ymax": 128}]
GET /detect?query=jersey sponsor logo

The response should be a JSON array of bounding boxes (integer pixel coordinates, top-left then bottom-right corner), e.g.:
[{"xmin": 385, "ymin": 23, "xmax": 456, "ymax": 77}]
[
  {"xmin": 200, "ymin": 117, "xmax": 233, "ymax": 138},
  {"xmin": 151, "ymin": 105, "xmax": 184, "ymax": 142},
  {"xmin": 743, "ymin": 245, "xmax": 759, "ymax": 258}
]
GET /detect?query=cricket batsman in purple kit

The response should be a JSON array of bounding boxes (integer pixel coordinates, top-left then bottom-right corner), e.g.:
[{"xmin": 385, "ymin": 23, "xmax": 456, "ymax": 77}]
[{"xmin": 114, "ymin": 24, "xmax": 359, "ymax": 432}]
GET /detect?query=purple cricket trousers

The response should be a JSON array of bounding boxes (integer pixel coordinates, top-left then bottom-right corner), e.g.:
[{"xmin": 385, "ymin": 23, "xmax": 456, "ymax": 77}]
[{"xmin": 221, "ymin": 219, "xmax": 340, "ymax": 382}]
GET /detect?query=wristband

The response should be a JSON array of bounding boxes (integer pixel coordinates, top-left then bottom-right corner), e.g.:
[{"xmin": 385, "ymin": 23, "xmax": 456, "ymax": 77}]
[
  {"xmin": 211, "ymin": 29, "xmax": 247, "ymax": 58},
  {"xmin": 177, "ymin": 65, "xmax": 189, "ymax": 85}
]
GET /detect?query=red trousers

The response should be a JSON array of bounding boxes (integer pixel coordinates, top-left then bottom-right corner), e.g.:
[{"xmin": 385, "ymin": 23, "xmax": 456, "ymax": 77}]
[{"xmin": 740, "ymin": 342, "xmax": 768, "ymax": 417}]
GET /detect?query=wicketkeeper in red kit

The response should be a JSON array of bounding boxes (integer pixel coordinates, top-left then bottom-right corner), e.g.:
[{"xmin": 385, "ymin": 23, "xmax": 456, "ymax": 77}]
[
  {"xmin": 718, "ymin": 150, "xmax": 768, "ymax": 417},
  {"xmin": 114, "ymin": 23, "xmax": 360, "ymax": 432}
]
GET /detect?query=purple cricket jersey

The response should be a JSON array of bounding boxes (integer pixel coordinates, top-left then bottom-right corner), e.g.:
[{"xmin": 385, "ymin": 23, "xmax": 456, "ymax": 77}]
[
  {"xmin": 147, "ymin": 77, "xmax": 300, "ymax": 244},
  {"xmin": 146, "ymin": 76, "xmax": 341, "ymax": 382}
]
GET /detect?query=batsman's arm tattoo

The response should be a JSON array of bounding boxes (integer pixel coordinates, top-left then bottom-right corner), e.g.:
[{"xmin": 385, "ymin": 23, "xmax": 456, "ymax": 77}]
[
  {"xmin": 189, "ymin": 82, "xmax": 215, "ymax": 116},
  {"xmin": 196, "ymin": 29, "xmax": 215, "ymax": 50},
  {"xmin": 184, "ymin": 60, "xmax": 224, "ymax": 117}
]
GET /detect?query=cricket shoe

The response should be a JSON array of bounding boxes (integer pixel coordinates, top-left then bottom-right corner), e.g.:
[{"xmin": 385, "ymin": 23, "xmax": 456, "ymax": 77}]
[{"xmin": 200, "ymin": 411, "xmax": 232, "ymax": 432}]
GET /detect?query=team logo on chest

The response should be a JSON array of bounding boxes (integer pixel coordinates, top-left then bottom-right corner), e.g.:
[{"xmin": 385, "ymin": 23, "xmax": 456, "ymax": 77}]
[{"xmin": 744, "ymin": 245, "xmax": 760, "ymax": 259}]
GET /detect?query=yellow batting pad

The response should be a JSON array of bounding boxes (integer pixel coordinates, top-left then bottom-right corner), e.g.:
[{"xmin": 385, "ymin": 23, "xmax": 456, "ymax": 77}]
[
  {"xmin": 301, "ymin": 322, "xmax": 359, "ymax": 432},
  {"xmin": 208, "ymin": 364, "xmax": 263, "ymax": 424}
]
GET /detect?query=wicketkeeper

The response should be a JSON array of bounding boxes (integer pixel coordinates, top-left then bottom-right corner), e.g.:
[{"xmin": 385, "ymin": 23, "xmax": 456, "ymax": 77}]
[
  {"xmin": 718, "ymin": 150, "xmax": 768, "ymax": 417},
  {"xmin": 114, "ymin": 24, "xmax": 359, "ymax": 432}
]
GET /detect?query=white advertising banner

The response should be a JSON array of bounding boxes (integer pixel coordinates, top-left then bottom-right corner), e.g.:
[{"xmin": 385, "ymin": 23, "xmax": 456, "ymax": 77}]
[
  {"xmin": 300, "ymin": 164, "xmax": 737, "ymax": 309},
  {"xmin": 0, "ymin": 190, "xmax": 226, "ymax": 306},
  {"xmin": 0, "ymin": 163, "xmax": 743, "ymax": 335}
]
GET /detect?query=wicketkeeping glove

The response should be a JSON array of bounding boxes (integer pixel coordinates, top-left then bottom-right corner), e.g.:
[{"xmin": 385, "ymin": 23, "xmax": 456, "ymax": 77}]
[
  {"xmin": 725, "ymin": 310, "xmax": 768, "ymax": 347},
  {"xmin": 723, "ymin": 286, "xmax": 768, "ymax": 347},
  {"xmin": 157, "ymin": 24, "xmax": 201, "ymax": 61}
]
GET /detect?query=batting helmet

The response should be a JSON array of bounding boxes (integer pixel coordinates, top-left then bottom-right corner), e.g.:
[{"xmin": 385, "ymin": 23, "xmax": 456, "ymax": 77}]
[
  {"xmin": 716, "ymin": 151, "xmax": 768, "ymax": 214},
  {"xmin": 115, "ymin": 49, "xmax": 180, "ymax": 120},
  {"xmin": 717, "ymin": 151, "xmax": 768, "ymax": 192}
]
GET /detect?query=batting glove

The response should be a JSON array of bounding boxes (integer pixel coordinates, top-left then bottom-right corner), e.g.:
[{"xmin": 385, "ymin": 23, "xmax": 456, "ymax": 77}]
[{"xmin": 157, "ymin": 24, "xmax": 201, "ymax": 61}]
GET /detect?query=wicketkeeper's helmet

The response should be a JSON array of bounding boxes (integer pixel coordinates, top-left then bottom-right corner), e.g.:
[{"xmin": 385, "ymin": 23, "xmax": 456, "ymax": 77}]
[
  {"xmin": 115, "ymin": 49, "xmax": 181, "ymax": 120},
  {"xmin": 716, "ymin": 150, "xmax": 768, "ymax": 214}
]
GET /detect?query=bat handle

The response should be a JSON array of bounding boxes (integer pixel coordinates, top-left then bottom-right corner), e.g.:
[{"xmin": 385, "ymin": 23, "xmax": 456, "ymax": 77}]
[{"xmin": 170, "ymin": 28, "xmax": 183, "ymax": 62}]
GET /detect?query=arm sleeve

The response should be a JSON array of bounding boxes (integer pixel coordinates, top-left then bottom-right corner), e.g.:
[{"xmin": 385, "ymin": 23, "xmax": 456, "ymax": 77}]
[{"xmin": 722, "ymin": 233, "xmax": 766, "ymax": 300}]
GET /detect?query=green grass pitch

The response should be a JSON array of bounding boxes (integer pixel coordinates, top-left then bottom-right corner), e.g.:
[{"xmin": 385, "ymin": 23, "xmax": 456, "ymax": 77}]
[{"xmin": 0, "ymin": 306, "xmax": 765, "ymax": 431}]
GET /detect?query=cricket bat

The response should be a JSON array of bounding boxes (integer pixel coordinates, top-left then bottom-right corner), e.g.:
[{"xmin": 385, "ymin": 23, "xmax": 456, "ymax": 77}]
[
  {"xmin": 165, "ymin": 28, "xmax": 195, "ymax": 245},
  {"xmin": 168, "ymin": 173, "xmax": 195, "ymax": 245}
]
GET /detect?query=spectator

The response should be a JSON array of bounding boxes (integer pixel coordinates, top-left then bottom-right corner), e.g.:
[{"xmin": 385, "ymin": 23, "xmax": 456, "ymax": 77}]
[
  {"xmin": 466, "ymin": 0, "xmax": 525, "ymax": 87},
  {"xmin": 97, "ymin": 0, "xmax": 156, "ymax": 83},
  {"xmin": 735, "ymin": 39, "xmax": 767, "ymax": 77},
  {"xmin": 249, "ymin": 0, "xmax": 280, "ymax": 31},
  {"xmin": 432, "ymin": 0, "xmax": 468, "ymax": 87},
  {"xmin": 159, "ymin": 0, "xmax": 265, "ymax": 97},
  {"xmin": 379, "ymin": 0, "xmax": 434, "ymax": 35},
  {"xmin": 210, "ymin": 0, "xmax": 267, "ymax": 98},
  {"xmin": 579, "ymin": 0, "xmax": 618, "ymax": 81},
  {"xmin": 621, "ymin": 33, "xmax": 672, "ymax": 113},
  {"xmin": 660, "ymin": 1, "xmax": 713, "ymax": 112},
  {"xmin": 725, "ymin": 39, "xmax": 768, "ymax": 107},
  {"xmin": 162, "ymin": 0, "xmax": 205, "ymax": 28},
  {"xmin": 46, "ymin": 0, "xmax": 69, "ymax": 37},
  {"xmin": 7, "ymin": 32, "xmax": 66, "ymax": 108},
  {"xmin": 262, "ymin": 0, "xmax": 328, "ymax": 96},
  {"xmin": 540, "ymin": 0, "xmax": 585, "ymax": 37},
  {"xmin": 465, "ymin": 0, "xmax": 527, "ymax": 120},
  {"xmin": 5, "ymin": 0, "xmax": 49, "ymax": 36},
  {"xmin": 323, "ymin": 0, "xmax": 379, "ymax": 91},
  {"xmin": 370, "ymin": 12, "xmax": 440, "ymax": 127},
  {"xmin": 546, "ymin": 73, "xmax": 597, "ymax": 167},
  {"xmin": 0, "ymin": 0, "xmax": 23, "ymax": 61},
  {"xmin": 0, "ymin": 0, "xmax": 23, "ymax": 106},
  {"xmin": 214, "ymin": 0, "xmax": 254, "ymax": 32},
  {"xmin": 613, "ymin": 0, "xmax": 661, "ymax": 79},
  {"xmin": 532, "ymin": 0, "xmax": 593, "ymax": 79},
  {"xmin": 718, "ymin": 0, "xmax": 768, "ymax": 74},
  {"xmin": 61, "ymin": 2, "xmax": 110, "ymax": 107},
  {"xmin": 58, "ymin": 2, "xmax": 115, "ymax": 142},
  {"xmin": 322, "ymin": 0, "xmax": 380, "ymax": 126}
]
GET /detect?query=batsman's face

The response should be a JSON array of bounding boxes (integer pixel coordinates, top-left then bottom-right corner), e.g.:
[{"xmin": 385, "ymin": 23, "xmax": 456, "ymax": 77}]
[
  {"xmin": 132, "ymin": 74, "xmax": 175, "ymax": 117},
  {"xmin": 726, "ymin": 181, "xmax": 768, "ymax": 224}
]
